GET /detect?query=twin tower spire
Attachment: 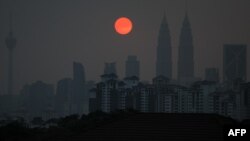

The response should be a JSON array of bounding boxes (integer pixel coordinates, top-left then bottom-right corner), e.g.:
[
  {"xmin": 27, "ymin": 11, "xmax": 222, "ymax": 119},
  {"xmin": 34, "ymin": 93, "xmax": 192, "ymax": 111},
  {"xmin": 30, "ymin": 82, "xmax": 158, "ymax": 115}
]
[{"xmin": 156, "ymin": 7, "xmax": 194, "ymax": 82}]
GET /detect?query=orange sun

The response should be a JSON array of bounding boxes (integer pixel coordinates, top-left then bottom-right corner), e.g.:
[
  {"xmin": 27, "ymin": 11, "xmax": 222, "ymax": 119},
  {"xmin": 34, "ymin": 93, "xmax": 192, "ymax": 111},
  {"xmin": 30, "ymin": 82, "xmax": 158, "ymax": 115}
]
[{"xmin": 114, "ymin": 17, "xmax": 133, "ymax": 35}]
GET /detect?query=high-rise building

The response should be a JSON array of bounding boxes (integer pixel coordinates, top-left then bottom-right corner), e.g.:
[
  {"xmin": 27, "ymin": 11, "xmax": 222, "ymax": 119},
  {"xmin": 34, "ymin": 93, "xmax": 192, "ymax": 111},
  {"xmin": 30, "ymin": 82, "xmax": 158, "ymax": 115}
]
[
  {"xmin": 239, "ymin": 82, "xmax": 250, "ymax": 119},
  {"xmin": 85, "ymin": 80, "xmax": 95, "ymax": 114},
  {"xmin": 191, "ymin": 81, "xmax": 218, "ymax": 113},
  {"xmin": 98, "ymin": 74, "xmax": 119, "ymax": 113},
  {"xmin": 72, "ymin": 62, "xmax": 86, "ymax": 114},
  {"xmin": 125, "ymin": 55, "xmax": 140, "ymax": 78},
  {"xmin": 20, "ymin": 81, "xmax": 54, "ymax": 119},
  {"xmin": 205, "ymin": 68, "xmax": 219, "ymax": 82},
  {"xmin": 153, "ymin": 75, "xmax": 170, "ymax": 112},
  {"xmin": 5, "ymin": 12, "xmax": 17, "ymax": 95},
  {"xmin": 156, "ymin": 13, "xmax": 172, "ymax": 79},
  {"xmin": 223, "ymin": 44, "xmax": 247, "ymax": 83},
  {"xmin": 178, "ymin": 11, "xmax": 194, "ymax": 83},
  {"xmin": 55, "ymin": 78, "xmax": 73, "ymax": 116},
  {"xmin": 104, "ymin": 62, "xmax": 116, "ymax": 74}
]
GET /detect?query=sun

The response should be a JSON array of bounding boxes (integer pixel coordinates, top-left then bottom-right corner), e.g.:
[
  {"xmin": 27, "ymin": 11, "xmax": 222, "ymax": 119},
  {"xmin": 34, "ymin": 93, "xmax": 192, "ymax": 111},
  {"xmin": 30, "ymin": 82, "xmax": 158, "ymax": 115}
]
[{"xmin": 114, "ymin": 17, "xmax": 133, "ymax": 35}]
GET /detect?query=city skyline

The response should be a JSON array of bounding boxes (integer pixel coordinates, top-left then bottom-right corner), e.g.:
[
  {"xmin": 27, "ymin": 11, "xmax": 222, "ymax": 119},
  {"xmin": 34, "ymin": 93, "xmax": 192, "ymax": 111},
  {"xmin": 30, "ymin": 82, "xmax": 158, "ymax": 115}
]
[{"xmin": 0, "ymin": 0, "xmax": 250, "ymax": 95}]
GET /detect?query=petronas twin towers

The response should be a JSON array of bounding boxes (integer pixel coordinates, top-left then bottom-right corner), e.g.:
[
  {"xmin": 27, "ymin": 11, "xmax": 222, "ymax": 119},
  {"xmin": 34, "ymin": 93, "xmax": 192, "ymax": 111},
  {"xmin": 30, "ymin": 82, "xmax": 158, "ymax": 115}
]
[{"xmin": 156, "ymin": 11, "xmax": 194, "ymax": 82}]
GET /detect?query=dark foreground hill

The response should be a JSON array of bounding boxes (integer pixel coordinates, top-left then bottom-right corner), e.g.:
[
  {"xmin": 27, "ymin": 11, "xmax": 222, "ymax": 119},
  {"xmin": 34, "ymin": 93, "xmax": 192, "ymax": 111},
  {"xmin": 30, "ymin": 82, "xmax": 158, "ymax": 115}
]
[
  {"xmin": 57, "ymin": 113, "xmax": 235, "ymax": 141},
  {"xmin": 2, "ymin": 111, "xmax": 246, "ymax": 141}
]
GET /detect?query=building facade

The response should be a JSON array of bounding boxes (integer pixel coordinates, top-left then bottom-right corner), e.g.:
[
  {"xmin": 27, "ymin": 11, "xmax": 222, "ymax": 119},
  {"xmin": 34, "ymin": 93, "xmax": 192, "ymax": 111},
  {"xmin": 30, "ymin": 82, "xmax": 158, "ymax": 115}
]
[
  {"xmin": 223, "ymin": 44, "xmax": 247, "ymax": 83},
  {"xmin": 156, "ymin": 13, "xmax": 172, "ymax": 79},
  {"xmin": 125, "ymin": 55, "xmax": 140, "ymax": 78},
  {"xmin": 205, "ymin": 68, "xmax": 219, "ymax": 82},
  {"xmin": 178, "ymin": 13, "xmax": 195, "ymax": 85}
]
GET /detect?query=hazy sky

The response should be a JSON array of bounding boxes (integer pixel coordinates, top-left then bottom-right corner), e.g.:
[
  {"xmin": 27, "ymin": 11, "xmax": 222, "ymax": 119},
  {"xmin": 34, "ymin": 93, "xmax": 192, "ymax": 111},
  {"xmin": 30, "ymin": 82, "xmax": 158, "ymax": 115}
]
[{"xmin": 0, "ymin": 0, "xmax": 250, "ymax": 94}]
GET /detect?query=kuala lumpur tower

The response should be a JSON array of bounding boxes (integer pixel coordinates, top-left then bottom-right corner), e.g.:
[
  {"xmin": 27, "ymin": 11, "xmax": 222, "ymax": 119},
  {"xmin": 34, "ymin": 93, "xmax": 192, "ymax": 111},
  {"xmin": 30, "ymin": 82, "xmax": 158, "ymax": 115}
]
[{"xmin": 5, "ymin": 12, "xmax": 17, "ymax": 95}]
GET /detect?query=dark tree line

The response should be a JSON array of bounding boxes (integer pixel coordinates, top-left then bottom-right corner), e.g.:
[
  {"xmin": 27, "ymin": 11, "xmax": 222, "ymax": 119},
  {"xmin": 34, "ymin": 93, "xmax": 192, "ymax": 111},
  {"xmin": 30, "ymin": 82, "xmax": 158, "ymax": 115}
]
[{"xmin": 0, "ymin": 109, "xmax": 138, "ymax": 141}]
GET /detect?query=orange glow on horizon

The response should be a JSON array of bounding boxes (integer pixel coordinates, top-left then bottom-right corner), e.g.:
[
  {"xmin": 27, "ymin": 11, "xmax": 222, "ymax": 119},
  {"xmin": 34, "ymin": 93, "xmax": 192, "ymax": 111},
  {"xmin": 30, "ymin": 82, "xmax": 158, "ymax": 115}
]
[{"xmin": 114, "ymin": 17, "xmax": 133, "ymax": 35}]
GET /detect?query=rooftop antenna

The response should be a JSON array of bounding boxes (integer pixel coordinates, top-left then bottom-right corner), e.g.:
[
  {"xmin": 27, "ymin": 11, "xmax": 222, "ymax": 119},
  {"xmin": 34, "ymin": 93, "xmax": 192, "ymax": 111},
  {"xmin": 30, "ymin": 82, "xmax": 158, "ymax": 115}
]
[
  {"xmin": 9, "ymin": 10, "xmax": 13, "ymax": 36},
  {"xmin": 162, "ymin": 9, "xmax": 167, "ymax": 23},
  {"xmin": 185, "ymin": 0, "xmax": 188, "ymax": 15},
  {"xmin": 5, "ymin": 3, "xmax": 17, "ymax": 95}
]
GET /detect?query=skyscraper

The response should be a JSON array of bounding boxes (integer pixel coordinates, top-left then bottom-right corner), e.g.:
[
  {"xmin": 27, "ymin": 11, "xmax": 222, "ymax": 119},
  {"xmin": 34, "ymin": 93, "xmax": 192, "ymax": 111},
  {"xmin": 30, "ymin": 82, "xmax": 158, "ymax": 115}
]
[
  {"xmin": 5, "ymin": 12, "xmax": 17, "ymax": 95},
  {"xmin": 205, "ymin": 68, "xmax": 219, "ymax": 82},
  {"xmin": 21, "ymin": 81, "xmax": 54, "ymax": 119},
  {"xmin": 156, "ymin": 12, "xmax": 172, "ymax": 79},
  {"xmin": 104, "ymin": 62, "xmax": 117, "ymax": 74},
  {"xmin": 56, "ymin": 78, "xmax": 73, "ymax": 116},
  {"xmin": 125, "ymin": 55, "xmax": 140, "ymax": 78},
  {"xmin": 178, "ymin": 10, "xmax": 194, "ymax": 83},
  {"xmin": 240, "ymin": 82, "xmax": 250, "ymax": 119},
  {"xmin": 72, "ymin": 62, "xmax": 86, "ymax": 114},
  {"xmin": 223, "ymin": 44, "xmax": 247, "ymax": 82}
]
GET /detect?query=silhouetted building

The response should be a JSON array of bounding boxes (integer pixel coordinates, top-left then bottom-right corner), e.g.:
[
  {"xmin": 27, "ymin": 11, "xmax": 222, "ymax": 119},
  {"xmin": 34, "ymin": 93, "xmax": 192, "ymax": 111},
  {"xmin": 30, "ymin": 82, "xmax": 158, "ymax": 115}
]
[
  {"xmin": 20, "ymin": 81, "xmax": 54, "ymax": 120},
  {"xmin": 125, "ymin": 55, "xmax": 140, "ymax": 78},
  {"xmin": 72, "ymin": 62, "xmax": 86, "ymax": 114},
  {"xmin": 0, "ymin": 95, "xmax": 14, "ymax": 114},
  {"xmin": 124, "ymin": 76, "xmax": 156, "ymax": 113},
  {"xmin": 0, "ymin": 94, "xmax": 21, "ymax": 118},
  {"xmin": 89, "ymin": 88, "xmax": 98, "ymax": 113},
  {"xmin": 218, "ymin": 90, "xmax": 237, "ymax": 119},
  {"xmin": 156, "ymin": 13, "xmax": 172, "ymax": 79},
  {"xmin": 123, "ymin": 76, "xmax": 154, "ymax": 112},
  {"xmin": 55, "ymin": 78, "xmax": 73, "ymax": 117},
  {"xmin": 134, "ymin": 83, "xmax": 156, "ymax": 112},
  {"xmin": 5, "ymin": 12, "xmax": 17, "ymax": 95},
  {"xmin": 85, "ymin": 80, "xmax": 95, "ymax": 113},
  {"xmin": 239, "ymin": 82, "xmax": 250, "ymax": 119},
  {"xmin": 117, "ymin": 81, "xmax": 126, "ymax": 110},
  {"xmin": 88, "ymin": 73, "xmax": 245, "ymax": 120},
  {"xmin": 178, "ymin": 11, "xmax": 194, "ymax": 85},
  {"xmin": 90, "ymin": 74, "xmax": 156, "ymax": 113},
  {"xmin": 98, "ymin": 73, "xmax": 119, "ymax": 112},
  {"xmin": 191, "ymin": 81, "xmax": 218, "ymax": 113},
  {"xmin": 205, "ymin": 68, "xmax": 219, "ymax": 82},
  {"xmin": 169, "ymin": 84, "xmax": 195, "ymax": 113},
  {"xmin": 153, "ymin": 75, "xmax": 171, "ymax": 112},
  {"xmin": 104, "ymin": 62, "xmax": 116, "ymax": 74},
  {"xmin": 244, "ymin": 83, "xmax": 250, "ymax": 119},
  {"xmin": 223, "ymin": 44, "xmax": 247, "ymax": 83},
  {"xmin": 124, "ymin": 76, "xmax": 139, "ymax": 88},
  {"xmin": 86, "ymin": 81, "xmax": 95, "ymax": 96}
]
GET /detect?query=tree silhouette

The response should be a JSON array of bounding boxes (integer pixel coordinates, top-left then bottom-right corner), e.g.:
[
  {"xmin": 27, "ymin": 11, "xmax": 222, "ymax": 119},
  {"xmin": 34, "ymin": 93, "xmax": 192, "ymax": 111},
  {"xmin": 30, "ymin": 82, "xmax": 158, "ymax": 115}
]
[{"xmin": 31, "ymin": 117, "xmax": 44, "ymax": 127}]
